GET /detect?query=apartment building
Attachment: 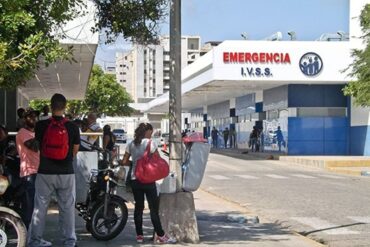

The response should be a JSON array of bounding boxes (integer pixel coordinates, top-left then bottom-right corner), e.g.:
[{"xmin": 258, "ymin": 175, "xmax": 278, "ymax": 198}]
[{"xmin": 116, "ymin": 36, "xmax": 203, "ymax": 103}]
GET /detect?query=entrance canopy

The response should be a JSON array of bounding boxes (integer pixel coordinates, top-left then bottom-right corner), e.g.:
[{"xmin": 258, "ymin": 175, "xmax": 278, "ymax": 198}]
[
  {"xmin": 135, "ymin": 40, "xmax": 352, "ymax": 113},
  {"xmin": 18, "ymin": 0, "xmax": 98, "ymax": 101}
]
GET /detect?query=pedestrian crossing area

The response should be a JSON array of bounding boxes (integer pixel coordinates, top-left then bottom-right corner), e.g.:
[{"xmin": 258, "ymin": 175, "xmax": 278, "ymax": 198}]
[
  {"xmin": 207, "ymin": 173, "xmax": 346, "ymax": 180},
  {"xmin": 290, "ymin": 216, "xmax": 370, "ymax": 235}
]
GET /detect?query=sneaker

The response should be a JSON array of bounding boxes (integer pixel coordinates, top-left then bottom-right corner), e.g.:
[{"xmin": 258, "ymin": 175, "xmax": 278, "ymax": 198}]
[
  {"xmin": 136, "ymin": 235, "xmax": 144, "ymax": 243},
  {"xmin": 39, "ymin": 239, "xmax": 52, "ymax": 247},
  {"xmin": 155, "ymin": 234, "xmax": 177, "ymax": 244}
]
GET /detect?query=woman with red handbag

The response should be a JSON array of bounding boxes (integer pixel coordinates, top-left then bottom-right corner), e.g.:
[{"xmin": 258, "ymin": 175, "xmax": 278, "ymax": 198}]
[{"xmin": 120, "ymin": 123, "xmax": 176, "ymax": 244}]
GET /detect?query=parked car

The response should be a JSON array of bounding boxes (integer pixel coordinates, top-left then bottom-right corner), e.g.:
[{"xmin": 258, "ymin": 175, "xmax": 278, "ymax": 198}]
[{"xmin": 112, "ymin": 129, "xmax": 127, "ymax": 143}]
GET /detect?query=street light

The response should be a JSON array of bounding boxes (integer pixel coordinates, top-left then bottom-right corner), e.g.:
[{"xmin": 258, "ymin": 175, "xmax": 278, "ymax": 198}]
[
  {"xmin": 337, "ymin": 31, "xmax": 348, "ymax": 41},
  {"xmin": 241, "ymin": 32, "xmax": 248, "ymax": 40},
  {"xmin": 287, "ymin": 31, "xmax": 296, "ymax": 41}
]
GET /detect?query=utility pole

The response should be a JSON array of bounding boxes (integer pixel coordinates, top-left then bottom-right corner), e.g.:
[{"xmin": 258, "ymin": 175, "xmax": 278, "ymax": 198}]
[
  {"xmin": 169, "ymin": 0, "xmax": 182, "ymax": 190},
  {"xmin": 158, "ymin": 0, "xmax": 199, "ymax": 243}
]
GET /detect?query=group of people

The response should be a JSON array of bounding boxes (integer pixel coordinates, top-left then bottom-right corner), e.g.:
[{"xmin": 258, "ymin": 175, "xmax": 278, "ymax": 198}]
[
  {"xmin": 249, "ymin": 126, "xmax": 285, "ymax": 152},
  {"xmin": 0, "ymin": 93, "xmax": 176, "ymax": 246},
  {"xmin": 211, "ymin": 126, "xmax": 236, "ymax": 149},
  {"xmin": 249, "ymin": 126, "xmax": 264, "ymax": 152}
]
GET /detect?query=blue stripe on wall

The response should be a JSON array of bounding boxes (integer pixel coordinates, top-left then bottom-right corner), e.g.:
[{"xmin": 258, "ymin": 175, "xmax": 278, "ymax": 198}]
[
  {"xmin": 350, "ymin": 126, "xmax": 370, "ymax": 155},
  {"xmin": 288, "ymin": 117, "xmax": 349, "ymax": 155}
]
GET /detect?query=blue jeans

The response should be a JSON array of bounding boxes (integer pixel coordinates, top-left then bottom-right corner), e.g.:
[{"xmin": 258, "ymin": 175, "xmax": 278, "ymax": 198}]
[{"xmin": 21, "ymin": 173, "xmax": 37, "ymax": 229}]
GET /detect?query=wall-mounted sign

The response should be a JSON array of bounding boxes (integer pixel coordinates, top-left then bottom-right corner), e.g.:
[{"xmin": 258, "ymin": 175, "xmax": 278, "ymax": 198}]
[
  {"xmin": 223, "ymin": 52, "xmax": 291, "ymax": 78},
  {"xmin": 223, "ymin": 52, "xmax": 291, "ymax": 64},
  {"xmin": 299, "ymin": 52, "xmax": 323, "ymax": 77}
]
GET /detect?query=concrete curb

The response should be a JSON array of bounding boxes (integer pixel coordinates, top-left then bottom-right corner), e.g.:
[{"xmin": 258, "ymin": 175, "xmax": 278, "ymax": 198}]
[{"xmin": 291, "ymin": 231, "xmax": 328, "ymax": 247}]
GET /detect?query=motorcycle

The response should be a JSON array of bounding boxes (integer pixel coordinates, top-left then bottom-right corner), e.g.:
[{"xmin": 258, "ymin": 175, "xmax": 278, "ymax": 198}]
[
  {"xmin": 76, "ymin": 141, "xmax": 128, "ymax": 241},
  {"xmin": 0, "ymin": 141, "xmax": 27, "ymax": 247}
]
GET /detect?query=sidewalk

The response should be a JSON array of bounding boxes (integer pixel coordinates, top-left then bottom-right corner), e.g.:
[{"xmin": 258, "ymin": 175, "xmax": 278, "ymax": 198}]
[
  {"xmin": 210, "ymin": 147, "xmax": 283, "ymax": 160},
  {"xmin": 41, "ymin": 189, "xmax": 321, "ymax": 247},
  {"xmin": 212, "ymin": 147, "xmax": 370, "ymax": 177}
]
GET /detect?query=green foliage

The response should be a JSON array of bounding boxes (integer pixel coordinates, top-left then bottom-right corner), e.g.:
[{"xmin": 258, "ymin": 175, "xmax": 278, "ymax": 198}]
[
  {"xmin": 0, "ymin": 0, "xmax": 167, "ymax": 90},
  {"xmin": 29, "ymin": 99, "xmax": 50, "ymax": 112},
  {"xmin": 343, "ymin": 4, "xmax": 370, "ymax": 106},
  {"xmin": 92, "ymin": 0, "xmax": 168, "ymax": 44},
  {"xmin": 0, "ymin": 0, "xmax": 85, "ymax": 89},
  {"xmin": 30, "ymin": 65, "xmax": 134, "ymax": 117},
  {"xmin": 84, "ymin": 65, "xmax": 134, "ymax": 117}
]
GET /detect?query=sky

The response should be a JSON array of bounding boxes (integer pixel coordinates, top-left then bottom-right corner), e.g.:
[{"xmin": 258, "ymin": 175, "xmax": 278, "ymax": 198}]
[{"xmin": 95, "ymin": 0, "xmax": 349, "ymax": 68}]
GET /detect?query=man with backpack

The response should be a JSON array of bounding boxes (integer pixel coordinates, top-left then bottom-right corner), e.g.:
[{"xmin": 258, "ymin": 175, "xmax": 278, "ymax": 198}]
[{"xmin": 28, "ymin": 94, "xmax": 80, "ymax": 247}]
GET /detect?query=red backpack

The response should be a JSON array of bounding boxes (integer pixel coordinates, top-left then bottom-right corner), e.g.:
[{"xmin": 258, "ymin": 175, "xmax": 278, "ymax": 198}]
[{"xmin": 42, "ymin": 118, "xmax": 69, "ymax": 160}]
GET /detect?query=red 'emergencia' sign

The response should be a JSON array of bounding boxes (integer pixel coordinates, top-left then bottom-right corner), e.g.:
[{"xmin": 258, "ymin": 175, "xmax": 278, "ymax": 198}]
[{"xmin": 223, "ymin": 52, "xmax": 291, "ymax": 64}]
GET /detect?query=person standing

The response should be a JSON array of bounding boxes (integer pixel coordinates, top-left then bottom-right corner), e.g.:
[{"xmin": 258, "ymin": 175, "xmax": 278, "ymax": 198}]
[
  {"xmin": 102, "ymin": 124, "xmax": 116, "ymax": 161},
  {"xmin": 16, "ymin": 110, "xmax": 39, "ymax": 230},
  {"xmin": 211, "ymin": 127, "xmax": 219, "ymax": 148},
  {"xmin": 80, "ymin": 113, "xmax": 102, "ymax": 150},
  {"xmin": 223, "ymin": 127, "xmax": 230, "ymax": 149},
  {"xmin": 249, "ymin": 126, "xmax": 259, "ymax": 152},
  {"xmin": 275, "ymin": 126, "xmax": 284, "ymax": 152},
  {"xmin": 28, "ymin": 93, "xmax": 80, "ymax": 247},
  {"xmin": 120, "ymin": 123, "xmax": 176, "ymax": 244},
  {"xmin": 229, "ymin": 127, "xmax": 236, "ymax": 148},
  {"xmin": 39, "ymin": 105, "xmax": 50, "ymax": 121},
  {"xmin": 16, "ymin": 108, "xmax": 25, "ymax": 130}
]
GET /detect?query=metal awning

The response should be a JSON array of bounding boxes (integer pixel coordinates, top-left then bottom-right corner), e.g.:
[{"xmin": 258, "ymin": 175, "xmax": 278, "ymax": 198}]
[
  {"xmin": 18, "ymin": 0, "xmax": 98, "ymax": 100},
  {"xmin": 19, "ymin": 43, "xmax": 97, "ymax": 100}
]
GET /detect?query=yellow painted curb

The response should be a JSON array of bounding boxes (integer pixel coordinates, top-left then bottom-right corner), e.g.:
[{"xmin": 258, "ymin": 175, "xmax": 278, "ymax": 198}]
[
  {"xmin": 326, "ymin": 160, "xmax": 370, "ymax": 168},
  {"xmin": 327, "ymin": 167, "xmax": 362, "ymax": 176},
  {"xmin": 292, "ymin": 231, "xmax": 328, "ymax": 247}
]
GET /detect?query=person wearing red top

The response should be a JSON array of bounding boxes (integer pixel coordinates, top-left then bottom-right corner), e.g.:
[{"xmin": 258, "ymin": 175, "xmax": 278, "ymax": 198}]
[{"xmin": 16, "ymin": 110, "xmax": 39, "ymax": 230}]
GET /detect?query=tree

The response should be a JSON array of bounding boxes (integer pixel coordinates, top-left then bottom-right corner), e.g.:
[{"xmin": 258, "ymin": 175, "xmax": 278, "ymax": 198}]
[
  {"xmin": 343, "ymin": 4, "xmax": 370, "ymax": 106},
  {"xmin": 84, "ymin": 65, "xmax": 134, "ymax": 117},
  {"xmin": 0, "ymin": 0, "xmax": 168, "ymax": 89},
  {"xmin": 30, "ymin": 65, "xmax": 133, "ymax": 117},
  {"xmin": 29, "ymin": 99, "xmax": 85, "ymax": 119},
  {"xmin": 0, "ymin": 0, "xmax": 84, "ymax": 89},
  {"xmin": 93, "ymin": 0, "xmax": 168, "ymax": 44}
]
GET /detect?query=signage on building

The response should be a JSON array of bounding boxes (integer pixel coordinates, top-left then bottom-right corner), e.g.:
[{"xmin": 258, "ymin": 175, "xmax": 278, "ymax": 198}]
[
  {"xmin": 299, "ymin": 52, "xmax": 323, "ymax": 77},
  {"xmin": 223, "ymin": 52, "xmax": 291, "ymax": 78}
]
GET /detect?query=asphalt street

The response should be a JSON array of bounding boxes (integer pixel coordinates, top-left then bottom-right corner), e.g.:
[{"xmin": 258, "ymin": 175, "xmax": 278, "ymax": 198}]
[{"xmin": 201, "ymin": 152, "xmax": 370, "ymax": 247}]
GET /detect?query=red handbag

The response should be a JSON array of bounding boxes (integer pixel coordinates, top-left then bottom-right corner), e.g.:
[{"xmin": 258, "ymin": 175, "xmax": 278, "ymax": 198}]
[{"xmin": 135, "ymin": 140, "xmax": 169, "ymax": 184}]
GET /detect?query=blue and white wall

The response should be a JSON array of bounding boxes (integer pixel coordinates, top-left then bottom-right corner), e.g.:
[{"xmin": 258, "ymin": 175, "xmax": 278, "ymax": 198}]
[{"xmin": 350, "ymin": 103, "xmax": 370, "ymax": 155}]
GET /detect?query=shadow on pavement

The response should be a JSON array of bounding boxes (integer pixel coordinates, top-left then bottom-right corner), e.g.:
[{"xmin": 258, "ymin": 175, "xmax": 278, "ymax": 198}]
[
  {"xmin": 196, "ymin": 210, "xmax": 292, "ymax": 245},
  {"xmin": 210, "ymin": 148, "xmax": 283, "ymax": 161},
  {"xmin": 42, "ymin": 208, "xmax": 294, "ymax": 246}
]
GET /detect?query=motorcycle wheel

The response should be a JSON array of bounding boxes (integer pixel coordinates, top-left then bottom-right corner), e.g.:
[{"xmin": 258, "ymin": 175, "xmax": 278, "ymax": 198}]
[
  {"xmin": 0, "ymin": 212, "xmax": 27, "ymax": 247},
  {"xmin": 90, "ymin": 196, "xmax": 128, "ymax": 241}
]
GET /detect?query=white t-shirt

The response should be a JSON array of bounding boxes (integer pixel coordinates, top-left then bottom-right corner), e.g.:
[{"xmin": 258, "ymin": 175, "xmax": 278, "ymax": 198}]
[
  {"xmin": 81, "ymin": 122, "xmax": 102, "ymax": 150},
  {"xmin": 125, "ymin": 138, "xmax": 157, "ymax": 180}
]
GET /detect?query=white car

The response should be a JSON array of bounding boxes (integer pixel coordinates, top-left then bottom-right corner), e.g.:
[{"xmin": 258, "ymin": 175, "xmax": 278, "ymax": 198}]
[{"xmin": 112, "ymin": 129, "xmax": 127, "ymax": 143}]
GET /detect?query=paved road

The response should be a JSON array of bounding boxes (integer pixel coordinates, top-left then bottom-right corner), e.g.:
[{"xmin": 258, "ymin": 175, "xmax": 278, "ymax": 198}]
[{"xmin": 201, "ymin": 153, "xmax": 370, "ymax": 247}]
